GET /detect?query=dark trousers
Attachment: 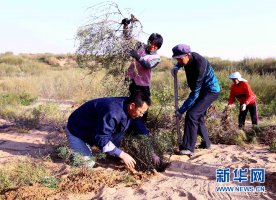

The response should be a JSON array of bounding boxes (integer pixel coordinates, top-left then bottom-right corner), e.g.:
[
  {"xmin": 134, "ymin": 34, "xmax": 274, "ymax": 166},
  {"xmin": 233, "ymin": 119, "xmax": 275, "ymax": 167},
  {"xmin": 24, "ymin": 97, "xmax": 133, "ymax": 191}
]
[
  {"xmin": 181, "ymin": 91, "xmax": 219, "ymax": 152},
  {"xmin": 238, "ymin": 102, "xmax": 258, "ymax": 127},
  {"xmin": 129, "ymin": 80, "xmax": 150, "ymax": 97},
  {"xmin": 129, "ymin": 80, "xmax": 150, "ymax": 121}
]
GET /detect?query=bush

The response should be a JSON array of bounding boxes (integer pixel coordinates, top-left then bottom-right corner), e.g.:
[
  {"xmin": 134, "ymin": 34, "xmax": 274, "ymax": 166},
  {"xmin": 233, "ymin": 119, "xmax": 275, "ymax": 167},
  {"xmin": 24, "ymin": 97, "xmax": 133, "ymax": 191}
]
[
  {"xmin": 0, "ymin": 160, "xmax": 50, "ymax": 193},
  {"xmin": 0, "ymin": 93, "xmax": 37, "ymax": 107},
  {"xmin": 269, "ymin": 142, "xmax": 276, "ymax": 153},
  {"xmin": 44, "ymin": 56, "xmax": 60, "ymax": 66},
  {"xmin": 39, "ymin": 176, "xmax": 59, "ymax": 189}
]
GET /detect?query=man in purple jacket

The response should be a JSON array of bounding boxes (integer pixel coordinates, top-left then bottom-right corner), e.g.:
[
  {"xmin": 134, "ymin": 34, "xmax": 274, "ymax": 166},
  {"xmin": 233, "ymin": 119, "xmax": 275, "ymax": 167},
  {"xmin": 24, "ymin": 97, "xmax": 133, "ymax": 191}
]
[{"xmin": 66, "ymin": 91, "xmax": 159, "ymax": 169}]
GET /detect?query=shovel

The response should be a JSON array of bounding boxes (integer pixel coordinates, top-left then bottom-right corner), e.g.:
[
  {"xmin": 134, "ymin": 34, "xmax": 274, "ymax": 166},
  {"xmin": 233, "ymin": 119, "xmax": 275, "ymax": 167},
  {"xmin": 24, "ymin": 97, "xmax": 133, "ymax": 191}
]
[{"xmin": 173, "ymin": 70, "xmax": 181, "ymax": 146}]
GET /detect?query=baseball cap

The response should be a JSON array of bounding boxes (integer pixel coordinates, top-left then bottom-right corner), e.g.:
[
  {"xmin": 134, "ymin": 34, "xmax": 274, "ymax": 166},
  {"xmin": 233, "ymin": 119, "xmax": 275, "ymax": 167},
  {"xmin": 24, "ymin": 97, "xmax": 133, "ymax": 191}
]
[{"xmin": 172, "ymin": 44, "xmax": 191, "ymax": 58}]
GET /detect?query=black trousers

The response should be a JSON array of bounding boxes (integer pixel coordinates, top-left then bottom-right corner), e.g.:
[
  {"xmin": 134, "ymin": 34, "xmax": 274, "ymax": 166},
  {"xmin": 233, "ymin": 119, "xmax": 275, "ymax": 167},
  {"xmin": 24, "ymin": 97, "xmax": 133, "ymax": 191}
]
[
  {"xmin": 129, "ymin": 80, "xmax": 150, "ymax": 97},
  {"xmin": 238, "ymin": 102, "xmax": 258, "ymax": 127},
  {"xmin": 181, "ymin": 91, "xmax": 219, "ymax": 152}
]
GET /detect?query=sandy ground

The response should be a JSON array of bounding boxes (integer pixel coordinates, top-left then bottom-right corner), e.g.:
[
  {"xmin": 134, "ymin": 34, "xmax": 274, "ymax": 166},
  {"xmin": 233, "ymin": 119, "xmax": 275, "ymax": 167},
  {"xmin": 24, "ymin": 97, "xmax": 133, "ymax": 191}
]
[{"xmin": 0, "ymin": 118, "xmax": 275, "ymax": 200}]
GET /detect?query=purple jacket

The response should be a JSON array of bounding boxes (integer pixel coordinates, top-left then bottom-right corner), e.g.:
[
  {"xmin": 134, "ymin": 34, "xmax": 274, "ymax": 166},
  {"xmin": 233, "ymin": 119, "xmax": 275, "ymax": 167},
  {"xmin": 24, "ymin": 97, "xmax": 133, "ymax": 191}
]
[{"xmin": 127, "ymin": 44, "xmax": 161, "ymax": 86}]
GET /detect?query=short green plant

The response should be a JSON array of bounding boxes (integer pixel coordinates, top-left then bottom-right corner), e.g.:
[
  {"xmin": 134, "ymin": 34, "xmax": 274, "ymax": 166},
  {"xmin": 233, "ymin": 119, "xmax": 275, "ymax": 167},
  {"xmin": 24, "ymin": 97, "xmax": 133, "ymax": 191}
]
[
  {"xmin": 231, "ymin": 130, "xmax": 247, "ymax": 146},
  {"xmin": 71, "ymin": 152, "xmax": 86, "ymax": 167},
  {"xmin": 39, "ymin": 176, "xmax": 59, "ymax": 189},
  {"xmin": 269, "ymin": 141, "xmax": 276, "ymax": 153},
  {"xmin": 19, "ymin": 93, "xmax": 37, "ymax": 106},
  {"xmin": 0, "ymin": 170, "xmax": 14, "ymax": 192},
  {"xmin": 56, "ymin": 146, "xmax": 71, "ymax": 161},
  {"xmin": 122, "ymin": 174, "xmax": 135, "ymax": 184}
]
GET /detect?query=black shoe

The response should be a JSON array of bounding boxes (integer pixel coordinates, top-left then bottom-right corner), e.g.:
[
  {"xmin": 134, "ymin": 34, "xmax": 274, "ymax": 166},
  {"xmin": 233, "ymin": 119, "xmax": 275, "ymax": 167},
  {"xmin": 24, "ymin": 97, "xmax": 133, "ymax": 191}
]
[
  {"xmin": 197, "ymin": 142, "xmax": 212, "ymax": 149},
  {"xmin": 238, "ymin": 124, "xmax": 244, "ymax": 129}
]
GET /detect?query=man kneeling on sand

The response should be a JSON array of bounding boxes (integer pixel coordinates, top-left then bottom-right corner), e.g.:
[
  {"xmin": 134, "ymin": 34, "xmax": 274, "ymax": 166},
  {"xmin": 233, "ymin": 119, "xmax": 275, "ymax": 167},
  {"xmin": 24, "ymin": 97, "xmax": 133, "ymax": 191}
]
[{"xmin": 65, "ymin": 91, "xmax": 160, "ymax": 169}]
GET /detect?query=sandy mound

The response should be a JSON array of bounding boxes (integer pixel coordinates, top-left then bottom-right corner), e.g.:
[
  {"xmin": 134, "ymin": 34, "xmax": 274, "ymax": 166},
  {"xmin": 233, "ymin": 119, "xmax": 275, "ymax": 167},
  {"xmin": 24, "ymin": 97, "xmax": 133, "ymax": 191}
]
[{"xmin": 90, "ymin": 145, "xmax": 275, "ymax": 200}]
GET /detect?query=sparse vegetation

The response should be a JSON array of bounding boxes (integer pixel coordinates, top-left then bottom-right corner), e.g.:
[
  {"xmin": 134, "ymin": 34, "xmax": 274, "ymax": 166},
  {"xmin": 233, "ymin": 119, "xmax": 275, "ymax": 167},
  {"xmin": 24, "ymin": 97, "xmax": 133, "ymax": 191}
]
[
  {"xmin": 0, "ymin": 159, "xmax": 51, "ymax": 192},
  {"xmin": 0, "ymin": 51, "xmax": 275, "ymax": 198}
]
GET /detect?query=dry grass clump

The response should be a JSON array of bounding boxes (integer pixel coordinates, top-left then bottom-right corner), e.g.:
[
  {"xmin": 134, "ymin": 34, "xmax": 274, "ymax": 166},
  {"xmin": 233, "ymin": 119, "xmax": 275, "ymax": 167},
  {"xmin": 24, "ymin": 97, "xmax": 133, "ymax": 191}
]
[{"xmin": 43, "ymin": 56, "xmax": 59, "ymax": 66}]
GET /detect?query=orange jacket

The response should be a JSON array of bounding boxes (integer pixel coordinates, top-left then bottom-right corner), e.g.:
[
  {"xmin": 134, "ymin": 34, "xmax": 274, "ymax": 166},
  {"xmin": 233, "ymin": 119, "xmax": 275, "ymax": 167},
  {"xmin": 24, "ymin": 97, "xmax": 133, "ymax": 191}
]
[{"xmin": 228, "ymin": 81, "xmax": 257, "ymax": 105}]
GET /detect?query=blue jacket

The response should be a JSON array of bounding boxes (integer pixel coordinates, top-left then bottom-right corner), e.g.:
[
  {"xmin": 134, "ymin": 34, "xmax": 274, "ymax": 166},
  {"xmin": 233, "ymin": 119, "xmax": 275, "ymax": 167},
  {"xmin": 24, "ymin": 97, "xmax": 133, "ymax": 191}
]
[
  {"xmin": 67, "ymin": 97, "xmax": 148, "ymax": 156},
  {"xmin": 177, "ymin": 52, "xmax": 220, "ymax": 114}
]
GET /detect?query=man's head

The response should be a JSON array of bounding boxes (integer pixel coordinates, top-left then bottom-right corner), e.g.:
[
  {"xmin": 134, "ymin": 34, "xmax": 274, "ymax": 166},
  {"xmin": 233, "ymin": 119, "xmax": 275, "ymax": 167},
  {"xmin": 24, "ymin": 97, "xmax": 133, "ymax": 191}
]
[
  {"xmin": 172, "ymin": 44, "xmax": 191, "ymax": 66},
  {"xmin": 147, "ymin": 33, "xmax": 163, "ymax": 52},
  {"xmin": 127, "ymin": 91, "xmax": 151, "ymax": 119}
]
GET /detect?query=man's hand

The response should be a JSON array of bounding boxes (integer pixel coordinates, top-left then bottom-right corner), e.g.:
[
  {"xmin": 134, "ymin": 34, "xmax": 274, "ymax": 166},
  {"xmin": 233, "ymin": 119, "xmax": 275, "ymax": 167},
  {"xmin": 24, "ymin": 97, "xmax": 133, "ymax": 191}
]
[
  {"xmin": 151, "ymin": 152, "xmax": 160, "ymax": 166},
  {"xmin": 171, "ymin": 67, "xmax": 178, "ymax": 77},
  {"xmin": 175, "ymin": 110, "xmax": 182, "ymax": 120},
  {"xmin": 227, "ymin": 104, "xmax": 234, "ymax": 110},
  {"xmin": 119, "ymin": 151, "xmax": 136, "ymax": 169},
  {"xmin": 241, "ymin": 104, "xmax": 246, "ymax": 111},
  {"xmin": 129, "ymin": 49, "xmax": 140, "ymax": 60}
]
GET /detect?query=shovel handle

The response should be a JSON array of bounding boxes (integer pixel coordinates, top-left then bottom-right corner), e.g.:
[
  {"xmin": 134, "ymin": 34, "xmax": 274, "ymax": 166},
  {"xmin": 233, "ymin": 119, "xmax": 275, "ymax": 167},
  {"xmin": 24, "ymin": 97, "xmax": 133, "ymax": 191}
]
[{"xmin": 173, "ymin": 72, "xmax": 181, "ymax": 146}]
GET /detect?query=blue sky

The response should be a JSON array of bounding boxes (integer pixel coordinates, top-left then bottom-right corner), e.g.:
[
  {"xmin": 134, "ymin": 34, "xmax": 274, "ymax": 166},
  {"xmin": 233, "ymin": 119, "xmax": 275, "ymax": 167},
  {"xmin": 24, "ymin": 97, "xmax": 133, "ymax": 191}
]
[{"xmin": 1, "ymin": 0, "xmax": 276, "ymax": 60}]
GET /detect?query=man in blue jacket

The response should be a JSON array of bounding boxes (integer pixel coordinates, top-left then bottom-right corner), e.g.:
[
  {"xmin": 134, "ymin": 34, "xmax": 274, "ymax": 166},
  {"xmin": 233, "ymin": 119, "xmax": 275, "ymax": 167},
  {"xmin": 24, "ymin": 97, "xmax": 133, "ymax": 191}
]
[
  {"xmin": 171, "ymin": 44, "xmax": 220, "ymax": 156},
  {"xmin": 66, "ymin": 91, "xmax": 159, "ymax": 168}
]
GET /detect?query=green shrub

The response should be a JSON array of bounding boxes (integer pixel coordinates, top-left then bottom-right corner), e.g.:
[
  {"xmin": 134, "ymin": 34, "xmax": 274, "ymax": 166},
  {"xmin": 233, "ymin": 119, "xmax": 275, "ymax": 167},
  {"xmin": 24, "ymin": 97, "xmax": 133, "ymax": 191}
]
[
  {"xmin": 39, "ymin": 176, "xmax": 59, "ymax": 189},
  {"xmin": 56, "ymin": 146, "xmax": 71, "ymax": 161},
  {"xmin": 0, "ymin": 93, "xmax": 36, "ymax": 107},
  {"xmin": 269, "ymin": 142, "xmax": 276, "ymax": 153},
  {"xmin": 0, "ymin": 170, "xmax": 14, "ymax": 192}
]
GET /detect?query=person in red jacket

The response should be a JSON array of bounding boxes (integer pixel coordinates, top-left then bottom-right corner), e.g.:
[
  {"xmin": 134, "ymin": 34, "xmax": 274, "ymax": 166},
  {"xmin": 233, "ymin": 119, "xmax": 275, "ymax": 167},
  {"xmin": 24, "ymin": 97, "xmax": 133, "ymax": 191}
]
[{"xmin": 227, "ymin": 72, "xmax": 258, "ymax": 128}]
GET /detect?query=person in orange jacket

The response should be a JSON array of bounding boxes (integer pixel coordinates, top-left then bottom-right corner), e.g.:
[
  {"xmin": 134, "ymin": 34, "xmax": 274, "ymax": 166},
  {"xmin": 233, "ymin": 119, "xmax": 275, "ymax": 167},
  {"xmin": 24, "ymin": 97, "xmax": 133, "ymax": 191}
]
[{"xmin": 227, "ymin": 72, "xmax": 258, "ymax": 128}]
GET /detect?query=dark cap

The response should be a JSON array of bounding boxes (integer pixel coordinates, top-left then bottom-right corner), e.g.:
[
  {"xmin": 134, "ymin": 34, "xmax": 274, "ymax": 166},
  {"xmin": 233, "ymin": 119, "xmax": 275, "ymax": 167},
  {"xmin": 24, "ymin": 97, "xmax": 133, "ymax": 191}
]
[{"xmin": 172, "ymin": 44, "xmax": 191, "ymax": 58}]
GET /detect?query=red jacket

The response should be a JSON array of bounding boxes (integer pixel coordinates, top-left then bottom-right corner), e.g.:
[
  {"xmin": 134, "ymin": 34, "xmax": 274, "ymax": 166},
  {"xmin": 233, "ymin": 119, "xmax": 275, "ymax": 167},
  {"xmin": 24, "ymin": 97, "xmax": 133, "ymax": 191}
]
[{"xmin": 228, "ymin": 81, "xmax": 256, "ymax": 105}]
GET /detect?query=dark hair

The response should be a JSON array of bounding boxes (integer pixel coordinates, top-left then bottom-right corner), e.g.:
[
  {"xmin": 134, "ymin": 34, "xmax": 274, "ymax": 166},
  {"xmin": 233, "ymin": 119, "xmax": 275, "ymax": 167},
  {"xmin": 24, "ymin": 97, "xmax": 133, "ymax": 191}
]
[
  {"xmin": 148, "ymin": 33, "xmax": 163, "ymax": 49},
  {"xmin": 121, "ymin": 18, "xmax": 131, "ymax": 25},
  {"xmin": 128, "ymin": 91, "xmax": 151, "ymax": 107}
]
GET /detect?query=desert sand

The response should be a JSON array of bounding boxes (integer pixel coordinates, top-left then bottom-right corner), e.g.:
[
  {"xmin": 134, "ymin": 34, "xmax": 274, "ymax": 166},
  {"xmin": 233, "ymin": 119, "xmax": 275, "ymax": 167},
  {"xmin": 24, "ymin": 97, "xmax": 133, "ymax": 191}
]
[{"xmin": 0, "ymin": 118, "xmax": 275, "ymax": 200}]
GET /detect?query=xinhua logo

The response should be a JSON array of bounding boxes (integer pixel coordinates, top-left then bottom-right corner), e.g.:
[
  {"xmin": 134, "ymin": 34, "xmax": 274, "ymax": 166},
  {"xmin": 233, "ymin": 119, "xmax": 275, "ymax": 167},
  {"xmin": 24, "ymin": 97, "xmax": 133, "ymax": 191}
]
[{"xmin": 215, "ymin": 168, "xmax": 265, "ymax": 192}]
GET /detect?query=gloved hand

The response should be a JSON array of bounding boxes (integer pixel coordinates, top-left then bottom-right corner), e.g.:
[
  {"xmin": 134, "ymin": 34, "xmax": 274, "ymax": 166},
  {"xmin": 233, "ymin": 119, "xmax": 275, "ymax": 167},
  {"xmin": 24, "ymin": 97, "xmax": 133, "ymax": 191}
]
[
  {"xmin": 171, "ymin": 66, "xmax": 179, "ymax": 77},
  {"xmin": 151, "ymin": 152, "xmax": 160, "ymax": 166},
  {"xmin": 241, "ymin": 104, "xmax": 246, "ymax": 111},
  {"xmin": 175, "ymin": 110, "xmax": 183, "ymax": 120},
  {"xmin": 129, "ymin": 49, "xmax": 141, "ymax": 60}
]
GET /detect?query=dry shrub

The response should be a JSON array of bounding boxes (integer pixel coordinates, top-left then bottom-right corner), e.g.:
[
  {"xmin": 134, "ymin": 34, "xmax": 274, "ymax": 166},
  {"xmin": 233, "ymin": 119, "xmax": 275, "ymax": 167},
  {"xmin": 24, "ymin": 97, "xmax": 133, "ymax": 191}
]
[
  {"xmin": 122, "ymin": 134, "xmax": 171, "ymax": 172},
  {"xmin": 76, "ymin": 1, "xmax": 144, "ymax": 76},
  {"xmin": 44, "ymin": 56, "xmax": 59, "ymax": 66},
  {"xmin": 207, "ymin": 106, "xmax": 247, "ymax": 145},
  {"xmin": 258, "ymin": 125, "xmax": 276, "ymax": 145}
]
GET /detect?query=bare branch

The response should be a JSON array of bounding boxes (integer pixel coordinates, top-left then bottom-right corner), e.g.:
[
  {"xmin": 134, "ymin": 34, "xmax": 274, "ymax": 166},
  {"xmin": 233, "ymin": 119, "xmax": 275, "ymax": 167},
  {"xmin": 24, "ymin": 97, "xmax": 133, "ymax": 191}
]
[{"xmin": 75, "ymin": 1, "xmax": 145, "ymax": 76}]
